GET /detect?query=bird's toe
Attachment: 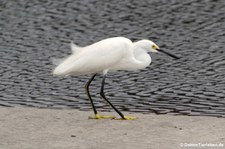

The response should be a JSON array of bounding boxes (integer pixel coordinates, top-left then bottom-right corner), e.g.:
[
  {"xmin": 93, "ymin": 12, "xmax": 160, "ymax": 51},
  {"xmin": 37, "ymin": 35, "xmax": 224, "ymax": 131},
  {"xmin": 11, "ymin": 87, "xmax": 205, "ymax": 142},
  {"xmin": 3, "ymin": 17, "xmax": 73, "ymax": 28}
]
[
  {"xmin": 114, "ymin": 115, "xmax": 138, "ymax": 120},
  {"xmin": 88, "ymin": 114, "xmax": 116, "ymax": 119}
]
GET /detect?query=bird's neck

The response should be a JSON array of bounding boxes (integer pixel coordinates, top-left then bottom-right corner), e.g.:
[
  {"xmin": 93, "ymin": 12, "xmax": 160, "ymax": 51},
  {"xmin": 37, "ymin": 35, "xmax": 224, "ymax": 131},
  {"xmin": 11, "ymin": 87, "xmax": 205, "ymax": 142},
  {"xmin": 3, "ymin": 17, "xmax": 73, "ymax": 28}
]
[{"xmin": 133, "ymin": 47, "xmax": 152, "ymax": 69}]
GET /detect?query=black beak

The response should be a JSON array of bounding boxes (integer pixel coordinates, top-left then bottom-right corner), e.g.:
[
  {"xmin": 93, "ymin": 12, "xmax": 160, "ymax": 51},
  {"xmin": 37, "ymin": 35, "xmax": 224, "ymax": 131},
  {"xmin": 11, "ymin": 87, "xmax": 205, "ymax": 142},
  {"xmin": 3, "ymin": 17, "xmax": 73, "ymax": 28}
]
[{"xmin": 158, "ymin": 49, "xmax": 180, "ymax": 59}]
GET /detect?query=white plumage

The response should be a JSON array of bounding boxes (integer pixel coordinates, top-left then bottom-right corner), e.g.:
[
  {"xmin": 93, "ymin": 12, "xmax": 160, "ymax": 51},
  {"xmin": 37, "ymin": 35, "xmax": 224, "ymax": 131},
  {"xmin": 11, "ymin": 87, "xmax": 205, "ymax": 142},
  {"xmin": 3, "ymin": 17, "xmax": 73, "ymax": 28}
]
[{"xmin": 53, "ymin": 37, "xmax": 159, "ymax": 76}]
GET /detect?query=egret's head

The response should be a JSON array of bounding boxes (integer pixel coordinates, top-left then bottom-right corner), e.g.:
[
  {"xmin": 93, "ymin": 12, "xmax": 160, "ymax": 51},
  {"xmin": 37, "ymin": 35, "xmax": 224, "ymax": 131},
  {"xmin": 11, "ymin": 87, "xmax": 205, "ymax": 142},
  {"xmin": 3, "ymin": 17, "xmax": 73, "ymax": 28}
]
[
  {"xmin": 135, "ymin": 39, "xmax": 179, "ymax": 59},
  {"xmin": 135, "ymin": 39, "xmax": 160, "ymax": 53}
]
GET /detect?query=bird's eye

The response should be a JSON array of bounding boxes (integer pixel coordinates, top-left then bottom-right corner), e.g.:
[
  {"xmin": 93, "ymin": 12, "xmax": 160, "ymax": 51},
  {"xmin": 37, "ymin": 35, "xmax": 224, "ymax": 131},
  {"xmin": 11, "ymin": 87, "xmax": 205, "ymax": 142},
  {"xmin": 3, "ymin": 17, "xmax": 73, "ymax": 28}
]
[{"xmin": 152, "ymin": 45, "xmax": 156, "ymax": 49}]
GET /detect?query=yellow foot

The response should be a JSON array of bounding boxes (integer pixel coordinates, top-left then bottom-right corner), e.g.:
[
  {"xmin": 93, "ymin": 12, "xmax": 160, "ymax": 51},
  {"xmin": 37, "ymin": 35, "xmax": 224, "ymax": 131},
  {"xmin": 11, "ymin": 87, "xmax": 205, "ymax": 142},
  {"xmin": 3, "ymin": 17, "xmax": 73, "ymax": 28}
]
[
  {"xmin": 88, "ymin": 114, "xmax": 116, "ymax": 120},
  {"xmin": 114, "ymin": 116, "xmax": 138, "ymax": 120}
]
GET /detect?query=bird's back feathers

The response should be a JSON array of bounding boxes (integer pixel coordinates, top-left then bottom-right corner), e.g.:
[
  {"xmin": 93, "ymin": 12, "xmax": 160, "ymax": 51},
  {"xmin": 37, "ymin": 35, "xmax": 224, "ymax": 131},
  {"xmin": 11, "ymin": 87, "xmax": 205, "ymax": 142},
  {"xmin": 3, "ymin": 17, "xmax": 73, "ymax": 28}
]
[{"xmin": 53, "ymin": 37, "xmax": 133, "ymax": 76}]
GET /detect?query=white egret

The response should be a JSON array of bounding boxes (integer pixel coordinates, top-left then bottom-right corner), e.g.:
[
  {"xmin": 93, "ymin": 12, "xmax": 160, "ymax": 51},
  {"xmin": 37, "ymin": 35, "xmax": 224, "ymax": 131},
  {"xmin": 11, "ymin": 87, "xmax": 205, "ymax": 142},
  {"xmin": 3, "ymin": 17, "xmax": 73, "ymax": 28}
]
[{"xmin": 53, "ymin": 37, "xmax": 179, "ymax": 120}]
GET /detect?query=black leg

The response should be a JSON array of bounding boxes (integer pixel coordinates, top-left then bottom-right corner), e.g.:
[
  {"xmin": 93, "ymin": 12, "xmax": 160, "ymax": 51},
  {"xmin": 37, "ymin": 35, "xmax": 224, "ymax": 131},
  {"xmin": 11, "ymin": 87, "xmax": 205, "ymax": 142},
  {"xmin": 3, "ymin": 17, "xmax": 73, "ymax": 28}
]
[
  {"xmin": 100, "ymin": 75, "xmax": 125, "ymax": 119},
  {"xmin": 85, "ymin": 74, "xmax": 97, "ymax": 115}
]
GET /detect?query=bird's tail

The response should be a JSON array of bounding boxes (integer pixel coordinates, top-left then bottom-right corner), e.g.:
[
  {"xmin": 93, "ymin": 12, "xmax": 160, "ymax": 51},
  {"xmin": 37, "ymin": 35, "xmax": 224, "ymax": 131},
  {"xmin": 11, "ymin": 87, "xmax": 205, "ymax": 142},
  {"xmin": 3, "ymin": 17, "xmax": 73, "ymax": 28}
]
[
  {"xmin": 52, "ymin": 57, "xmax": 68, "ymax": 66},
  {"xmin": 52, "ymin": 56, "xmax": 70, "ymax": 76}
]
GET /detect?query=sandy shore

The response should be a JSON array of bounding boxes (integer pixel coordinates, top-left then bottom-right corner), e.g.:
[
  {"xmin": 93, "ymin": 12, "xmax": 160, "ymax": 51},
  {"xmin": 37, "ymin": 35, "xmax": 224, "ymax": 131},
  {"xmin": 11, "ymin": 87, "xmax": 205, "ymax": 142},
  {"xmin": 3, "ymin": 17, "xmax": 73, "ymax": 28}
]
[{"xmin": 0, "ymin": 107, "xmax": 224, "ymax": 149}]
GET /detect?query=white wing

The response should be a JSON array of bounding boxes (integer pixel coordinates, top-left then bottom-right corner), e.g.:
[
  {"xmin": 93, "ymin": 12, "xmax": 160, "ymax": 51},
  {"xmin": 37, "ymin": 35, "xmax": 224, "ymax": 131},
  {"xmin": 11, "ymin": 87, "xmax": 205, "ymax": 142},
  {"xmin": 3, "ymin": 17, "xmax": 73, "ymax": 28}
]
[{"xmin": 53, "ymin": 37, "xmax": 133, "ymax": 76}]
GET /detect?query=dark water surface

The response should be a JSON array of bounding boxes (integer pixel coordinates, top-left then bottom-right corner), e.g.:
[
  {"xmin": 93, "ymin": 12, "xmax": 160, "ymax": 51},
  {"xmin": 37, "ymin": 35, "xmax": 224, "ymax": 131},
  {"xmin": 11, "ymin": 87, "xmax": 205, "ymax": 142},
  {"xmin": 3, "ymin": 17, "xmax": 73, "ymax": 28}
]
[{"xmin": 1, "ymin": 0, "xmax": 225, "ymax": 117}]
